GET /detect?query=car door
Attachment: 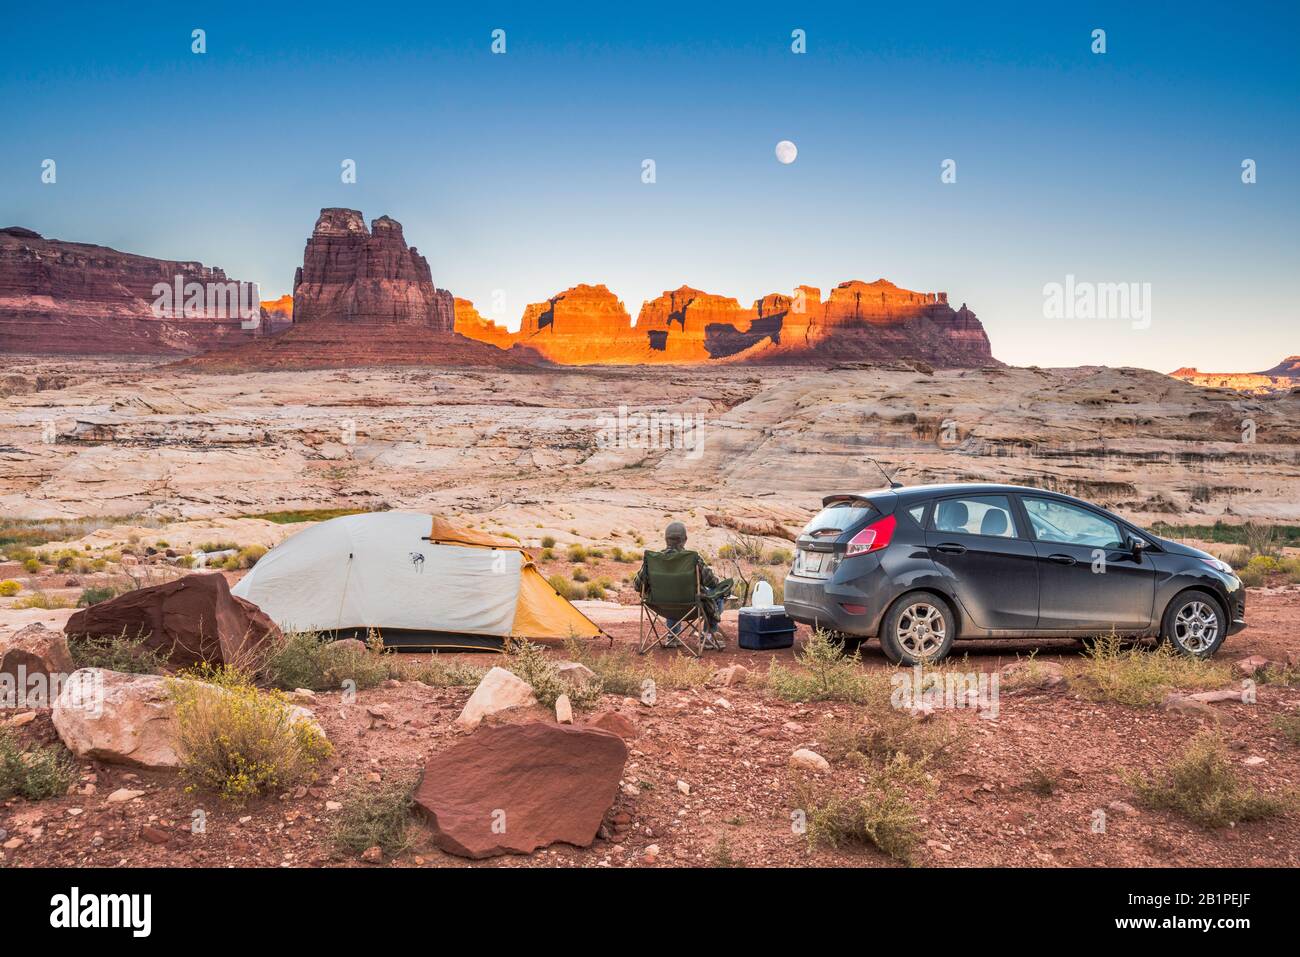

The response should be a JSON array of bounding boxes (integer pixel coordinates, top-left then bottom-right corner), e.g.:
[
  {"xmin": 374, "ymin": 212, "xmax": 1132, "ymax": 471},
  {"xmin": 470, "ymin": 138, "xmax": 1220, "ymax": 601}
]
[
  {"xmin": 925, "ymin": 494, "xmax": 1039, "ymax": 631},
  {"xmin": 1019, "ymin": 495, "xmax": 1156, "ymax": 631}
]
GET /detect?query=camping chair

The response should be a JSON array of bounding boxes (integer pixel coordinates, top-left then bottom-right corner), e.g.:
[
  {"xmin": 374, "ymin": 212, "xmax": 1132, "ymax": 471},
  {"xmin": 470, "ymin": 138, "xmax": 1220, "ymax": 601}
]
[{"xmin": 637, "ymin": 550, "xmax": 732, "ymax": 657}]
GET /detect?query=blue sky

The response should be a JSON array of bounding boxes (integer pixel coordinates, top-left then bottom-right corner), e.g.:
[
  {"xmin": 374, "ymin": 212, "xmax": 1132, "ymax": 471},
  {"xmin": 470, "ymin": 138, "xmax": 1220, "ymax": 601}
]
[{"xmin": 2, "ymin": 1, "xmax": 1296, "ymax": 370}]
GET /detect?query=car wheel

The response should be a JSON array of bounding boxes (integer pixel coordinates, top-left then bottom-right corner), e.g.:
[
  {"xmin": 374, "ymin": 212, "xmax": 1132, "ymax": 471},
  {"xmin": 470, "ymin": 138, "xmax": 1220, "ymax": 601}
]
[
  {"xmin": 1160, "ymin": 589, "xmax": 1226, "ymax": 658},
  {"xmin": 880, "ymin": 593, "xmax": 956, "ymax": 665}
]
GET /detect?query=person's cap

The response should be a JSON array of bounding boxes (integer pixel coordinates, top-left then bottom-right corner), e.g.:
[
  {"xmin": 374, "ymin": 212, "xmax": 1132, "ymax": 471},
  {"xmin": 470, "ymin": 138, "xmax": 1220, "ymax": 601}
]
[{"xmin": 665, "ymin": 521, "xmax": 687, "ymax": 544}]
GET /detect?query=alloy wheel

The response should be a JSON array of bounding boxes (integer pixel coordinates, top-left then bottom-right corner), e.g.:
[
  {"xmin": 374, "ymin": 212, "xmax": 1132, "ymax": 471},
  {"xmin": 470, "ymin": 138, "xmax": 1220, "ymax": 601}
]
[
  {"xmin": 1173, "ymin": 600, "xmax": 1219, "ymax": 654},
  {"xmin": 896, "ymin": 601, "xmax": 946, "ymax": 658}
]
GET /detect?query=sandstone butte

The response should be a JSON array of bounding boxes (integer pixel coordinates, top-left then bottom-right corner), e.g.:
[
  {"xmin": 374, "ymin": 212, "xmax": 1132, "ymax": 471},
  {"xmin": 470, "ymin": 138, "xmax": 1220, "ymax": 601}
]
[
  {"xmin": 0, "ymin": 225, "xmax": 272, "ymax": 356},
  {"xmin": 180, "ymin": 209, "xmax": 531, "ymax": 370},
  {"xmin": 453, "ymin": 279, "xmax": 998, "ymax": 368}
]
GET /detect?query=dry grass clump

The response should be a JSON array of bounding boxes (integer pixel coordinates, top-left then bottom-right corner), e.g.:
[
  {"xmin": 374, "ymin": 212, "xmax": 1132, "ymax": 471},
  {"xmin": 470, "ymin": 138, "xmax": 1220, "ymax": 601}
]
[
  {"xmin": 262, "ymin": 631, "xmax": 393, "ymax": 692},
  {"xmin": 169, "ymin": 665, "xmax": 332, "ymax": 805},
  {"xmin": 792, "ymin": 764, "xmax": 923, "ymax": 864},
  {"xmin": 504, "ymin": 639, "xmax": 604, "ymax": 710},
  {"xmin": 1128, "ymin": 732, "xmax": 1289, "ymax": 828},
  {"xmin": 66, "ymin": 629, "xmax": 165, "ymax": 674},
  {"xmin": 332, "ymin": 779, "xmax": 415, "ymax": 856},
  {"xmin": 1070, "ymin": 632, "xmax": 1234, "ymax": 707},
  {"xmin": 406, "ymin": 655, "xmax": 487, "ymax": 688},
  {"xmin": 562, "ymin": 637, "xmax": 712, "ymax": 695},
  {"xmin": 767, "ymin": 629, "xmax": 884, "ymax": 703}
]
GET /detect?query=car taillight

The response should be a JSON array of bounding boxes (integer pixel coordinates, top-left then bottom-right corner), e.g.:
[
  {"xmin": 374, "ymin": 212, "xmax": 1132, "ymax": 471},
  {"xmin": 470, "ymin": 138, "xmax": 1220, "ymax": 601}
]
[{"xmin": 845, "ymin": 514, "xmax": 896, "ymax": 556}]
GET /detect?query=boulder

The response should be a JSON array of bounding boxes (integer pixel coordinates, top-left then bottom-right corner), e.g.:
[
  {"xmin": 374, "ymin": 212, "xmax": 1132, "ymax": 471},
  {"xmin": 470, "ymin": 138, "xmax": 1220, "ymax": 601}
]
[
  {"xmin": 454, "ymin": 666, "xmax": 537, "ymax": 730},
  {"xmin": 63, "ymin": 572, "xmax": 280, "ymax": 669},
  {"xmin": 51, "ymin": 667, "xmax": 324, "ymax": 769},
  {"xmin": 413, "ymin": 722, "xmax": 628, "ymax": 858},
  {"xmin": 789, "ymin": 748, "xmax": 831, "ymax": 772},
  {"xmin": 0, "ymin": 623, "xmax": 75, "ymax": 707}
]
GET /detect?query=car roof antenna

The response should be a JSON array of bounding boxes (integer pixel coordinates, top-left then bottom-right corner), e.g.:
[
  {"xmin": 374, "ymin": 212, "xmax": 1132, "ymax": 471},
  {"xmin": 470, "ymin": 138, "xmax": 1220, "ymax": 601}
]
[{"xmin": 865, "ymin": 456, "xmax": 903, "ymax": 489}]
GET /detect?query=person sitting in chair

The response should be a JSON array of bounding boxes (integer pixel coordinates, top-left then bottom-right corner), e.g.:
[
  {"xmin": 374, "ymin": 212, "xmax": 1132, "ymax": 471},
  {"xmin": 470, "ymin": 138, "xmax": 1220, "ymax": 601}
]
[{"xmin": 634, "ymin": 521, "xmax": 727, "ymax": 650}]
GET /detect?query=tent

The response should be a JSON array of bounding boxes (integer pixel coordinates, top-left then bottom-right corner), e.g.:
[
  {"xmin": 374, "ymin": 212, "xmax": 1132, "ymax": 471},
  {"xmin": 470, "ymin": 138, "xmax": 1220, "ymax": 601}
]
[{"xmin": 230, "ymin": 512, "xmax": 602, "ymax": 650}]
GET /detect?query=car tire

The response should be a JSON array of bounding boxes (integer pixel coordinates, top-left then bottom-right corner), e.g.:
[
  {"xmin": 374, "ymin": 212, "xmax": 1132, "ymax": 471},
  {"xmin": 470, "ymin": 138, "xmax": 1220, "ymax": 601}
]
[
  {"xmin": 1160, "ymin": 589, "xmax": 1227, "ymax": 658},
  {"xmin": 879, "ymin": 592, "xmax": 956, "ymax": 665}
]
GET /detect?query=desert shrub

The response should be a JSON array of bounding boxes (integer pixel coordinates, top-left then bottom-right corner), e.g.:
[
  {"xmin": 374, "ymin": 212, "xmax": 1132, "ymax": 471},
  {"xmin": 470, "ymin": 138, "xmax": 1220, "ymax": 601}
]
[
  {"xmin": 1024, "ymin": 767, "xmax": 1058, "ymax": 796},
  {"xmin": 23, "ymin": 558, "xmax": 41, "ymax": 574},
  {"xmin": 410, "ymin": 655, "xmax": 487, "ymax": 688},
  {"xmin": 792, "ymin": 768, "xmax": 922, "ymax": 863},
  {"xmin": 562, "ymin": 637, "xmax": 709, "ymax": 694},
  {"xmin": 11, "ymin": 591, "xmax": 74, "ymax": 610},
  {"xmin": 817, "ymin": 709, "xmax": 966, "ymax": 770},
  {"xmin": 540, "ymin": 535, "xmax": 556, "ymax": 549},
  {"xmin": 332, "ymin": 779, "xmax": 414, "ymax": 856},
  {"xmin": 767, "ymin": 629, "xmax": 877, "ymax": 703},
  {"xmin": 765, "ymin": 548, "xmax": 794, "ymax": 565},
  {"xmin": 197, "ymin": 541, "xmax": 240, "ymax": 554},
  {"xmin": 1128, "ymin": 732, "xmax": 1289, "ymax": 828},
  {"xmin": 169, "ymin": 665, "xmax": 331, "ymax": 805},
  {"xmin": 234, "ymin": 544, "xmax": 267, "ymax": 568},
  {"xmin": 540, "ymin": 547, "xmax": 555, "ymax": 561},
  {"xmin": 1071, "ymin": 632, "xmax": 1233, "ymax": 707},
  {"xmin": 505, "ymin": 639, "xmax": 603, "ymax": 710},
  {"xmin": 76, "ymin": 586, "xmax": 117, "ymax": 607},
  {"xmin": 1272, "ymin": 713, "xmax": 1300, "ymax": 747},
  {"xmin": 587, "ymin": 548, "xmax": 605, "ymax": 559},
  {"xmin": 67, "ymin": 630, "xmax": 165, "ymax": 674},
  {"xmin": 1242, "ymin": 521, "xmax": 1279, "ymax": 559},
  {"xmin": 547, "ymin": 574, "xmax": 578, "ymax": 600},
  {"xmin": 572, "ymin": 568, "xmax": 589, "ymax": 583},
  {"xmin": 0, "ymin": 579, "xmax": 21, "ymax": 597},
  {"xmin": 566, "ymin": 544, "xmax": 588, "ymax": 563},
  {"xmin": 584, "ymin": 582, "xmax": 606, "ymax": 599},
  {"xmin": 263, "ymin": 631, "xmax": 393, "ymax": 692},
  {"xmin": 0, "ymin": 728, "xmax": 76, "ymax": 801}
]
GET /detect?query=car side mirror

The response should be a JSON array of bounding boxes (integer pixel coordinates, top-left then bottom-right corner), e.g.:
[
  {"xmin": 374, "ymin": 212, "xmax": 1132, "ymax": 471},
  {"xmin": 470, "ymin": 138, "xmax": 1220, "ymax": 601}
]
[{"xmin": 1129, "ymin": 537, "xmax": 1146, "ymax": 556}]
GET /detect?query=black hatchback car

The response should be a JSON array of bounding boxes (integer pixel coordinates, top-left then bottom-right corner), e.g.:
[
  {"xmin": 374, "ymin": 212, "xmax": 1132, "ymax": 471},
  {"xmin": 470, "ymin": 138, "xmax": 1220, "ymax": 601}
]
[{"xmin": 783, "ymin": 483, "xmax": 1246, "ymax": 664}]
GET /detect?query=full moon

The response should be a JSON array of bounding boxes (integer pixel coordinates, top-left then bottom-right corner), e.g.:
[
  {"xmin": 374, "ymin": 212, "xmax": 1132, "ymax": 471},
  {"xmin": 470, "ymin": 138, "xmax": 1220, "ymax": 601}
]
[{"xmin": 775, "ymin": 140, "xmax": 798, "ymax": 164}]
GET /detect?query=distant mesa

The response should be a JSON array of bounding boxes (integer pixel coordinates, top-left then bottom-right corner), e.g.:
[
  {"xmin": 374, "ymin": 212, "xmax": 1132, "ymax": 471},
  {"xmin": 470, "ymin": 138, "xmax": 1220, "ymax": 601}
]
[
  {"xmin": 2, "ymin": 210, "xmax": 999, "ymax": 370},
  {"xmin": 1169, "ymin": 357, "xmax": 1300, "ymax": 394},
  {"xmin": 0, "ymin": 225, "xmax": 269, "ymax": 356},
  {"xmin": 455, "ymin": 278, "xmax": 997, "ymax": 368}
]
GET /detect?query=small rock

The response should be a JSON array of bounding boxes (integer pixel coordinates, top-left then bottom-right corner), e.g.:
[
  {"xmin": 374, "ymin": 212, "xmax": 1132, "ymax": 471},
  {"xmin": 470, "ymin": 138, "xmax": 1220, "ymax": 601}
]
[
  {"xmin": 676, "ymin": 779, "xmax": 691, "ymax": 796},
  {"xmin": 711, "ymin": 664, "xmax": 749, "ymax": 687},
  {"xmin": 1243, "ymin": 756, "xmax": 1266, "ymax": 767},
  {"xmin": 555, "ymin": 661, "xmax": 598, "ymax": 686},
  {"xmin": 325, "ymin": 801, "xmax": 343, "ymax": 812},
  {"xmin": 1186, "ymin": 688, "xmax": 1245, "ymax": 704},
  {"xmin": 106, "ymin": 788, "xmax": 144, "ymax": 804},
  {"xmin": 555, "ymin": 694, "xmax": 573, "ymax": 725},
  {"xmin": 140, "ymin": 825, "xmax": 171, "ymax": 845},
  {"xmin": 1161, "ymin": 693, "xmax": 1216, "ymax": 718},
  {"xmin": 361, "ymin": 845, "xmax": 383, "ymax": 864},
  {"xmin": 1107, "ymin": 800, "xmax": 1138, "ymax": 817},
  {"xmin": 6, "ymin": 711, "xmax": 36, "ymax": 728},
  {"xmin": 789, "ymin": 748, "xmax": 831, "ymax": 772},
  {"xmin": 643, "ymin": 843, "xmax": 660, "ymax": 863},
  {"xmin": 1234, "ymin": 655, "xmax": 1271, "ymax": 678},
  {"xmin": 3, "ymin": 837, "xmax": 24, "ymax": 850}
]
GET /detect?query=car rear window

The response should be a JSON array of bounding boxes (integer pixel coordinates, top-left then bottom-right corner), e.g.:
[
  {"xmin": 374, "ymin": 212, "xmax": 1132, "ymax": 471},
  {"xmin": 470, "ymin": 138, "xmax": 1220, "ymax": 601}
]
[{"xmin": 803, "ymin": 501, "xmax": 875, "ymax": 539}]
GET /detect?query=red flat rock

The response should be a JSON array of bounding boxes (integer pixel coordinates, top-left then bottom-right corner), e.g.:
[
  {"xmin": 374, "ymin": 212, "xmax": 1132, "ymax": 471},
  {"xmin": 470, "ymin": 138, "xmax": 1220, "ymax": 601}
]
[{"xmin": 413, "ymin": 721, "xmax": 627, "ymax": 859}]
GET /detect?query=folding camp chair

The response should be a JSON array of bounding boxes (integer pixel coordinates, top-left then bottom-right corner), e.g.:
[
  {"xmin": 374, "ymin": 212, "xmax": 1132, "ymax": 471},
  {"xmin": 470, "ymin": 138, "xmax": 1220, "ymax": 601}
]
[{"xmin": 637, "ymin": 550, "xmax": 732, "ymax": 657}]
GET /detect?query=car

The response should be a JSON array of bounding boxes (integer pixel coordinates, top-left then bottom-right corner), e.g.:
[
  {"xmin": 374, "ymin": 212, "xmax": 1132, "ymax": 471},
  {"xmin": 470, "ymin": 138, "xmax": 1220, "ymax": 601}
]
[{"xmin": 783, "ymin": 482, "xmax": 1245, "ymax": 665}]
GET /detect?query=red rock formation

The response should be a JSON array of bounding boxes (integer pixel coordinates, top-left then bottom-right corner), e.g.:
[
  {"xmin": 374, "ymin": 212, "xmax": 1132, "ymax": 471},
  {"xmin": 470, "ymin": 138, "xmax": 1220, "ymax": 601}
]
[
  {"xmin": 292, "ymin": 209, "xmax": 455, "ymax": 330},
  {"xmin": 0, "ymin": 226, "xmax": 271, "ymax": 355},
  {"xmin": 457, "ymin": 277, "xmax": 997, "ymax": 367},
  {"xmin": 183, "ymin": 210, "xmax": 534, "ymax": 370},
  {"xmin": 452, "ymin": 297, "xmax": 512, "ymax": 350}
]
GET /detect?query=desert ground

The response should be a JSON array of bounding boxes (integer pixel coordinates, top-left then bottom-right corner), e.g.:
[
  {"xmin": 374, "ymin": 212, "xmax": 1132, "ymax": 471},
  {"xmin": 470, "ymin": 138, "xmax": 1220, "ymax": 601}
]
[{"xmin": 2, "ymin": 357, "xmax": 1299, "ymax": 868}]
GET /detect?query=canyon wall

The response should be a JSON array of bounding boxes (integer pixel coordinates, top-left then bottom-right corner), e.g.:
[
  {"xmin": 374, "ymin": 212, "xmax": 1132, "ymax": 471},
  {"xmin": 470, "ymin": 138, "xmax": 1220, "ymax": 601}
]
[
  {"xmin": 1170, "ymin": 357, "xmax": 1300, "ymax": 395},
  {"xmin": 0, "ymin": 226, "xmax": 270, "ymax": 355}
]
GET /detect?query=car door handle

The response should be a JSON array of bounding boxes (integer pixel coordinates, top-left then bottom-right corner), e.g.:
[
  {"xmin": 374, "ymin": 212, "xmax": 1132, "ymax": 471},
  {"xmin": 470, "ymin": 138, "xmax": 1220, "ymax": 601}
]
[
  {"xmin": 1047, "ymin": 554, "xmax": 1077, "ymax": 565},
  {"xmin": 935, "ymin": 543, "xmax": 967, "ymax": 554}
]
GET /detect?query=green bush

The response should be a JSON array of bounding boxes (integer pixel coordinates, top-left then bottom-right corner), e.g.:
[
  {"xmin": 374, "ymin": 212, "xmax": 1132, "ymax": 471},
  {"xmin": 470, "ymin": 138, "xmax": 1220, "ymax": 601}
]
[
  {"xmin": 1072, "ymin": 633, "xmax": 1233, "ymax": 707},
  {"xmin": 23, "ymin": 558, "xmax": 41, "ymax": 574},
  {"xmin": 410, "ymin": 655, "xmax": 487, "ymax": 688},
  {"xmin": 767, "ymin": 629, "xmax": 878, "ymax": 703},
  {"xmin": 792, "ymin": 770, "xmax": 922, "ymax": 863},
  {"xmin": 548, "ymin": 574, "xmax": 578, "ymax": 600},
  {"xmin": 566, "ymin": 544, "xmax": 588, "ymax": 564},
  {"xmin": 0, "ymin": 579, "xmax": 21, "ymax": 597},
  {"xmin": 77, "ymin": 586, "xmax": 117, "ymax": 607},
  {"xmin": 0, "ymin": 729, "xmax": 75, "ymax": 801},
  {"xmin": 505, "ymin": 639, "xmax": 603, "ymax": 710},
  {"xmin": 540, "ymin": 535, "xmax": 556, "ymax": 549}
]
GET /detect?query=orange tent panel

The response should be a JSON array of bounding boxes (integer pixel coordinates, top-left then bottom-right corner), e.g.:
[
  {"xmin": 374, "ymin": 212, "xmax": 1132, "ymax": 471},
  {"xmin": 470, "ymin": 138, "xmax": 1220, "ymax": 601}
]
[{"xmin": 511, "ymin": 563, "xmax": 601, "ymax": 641}]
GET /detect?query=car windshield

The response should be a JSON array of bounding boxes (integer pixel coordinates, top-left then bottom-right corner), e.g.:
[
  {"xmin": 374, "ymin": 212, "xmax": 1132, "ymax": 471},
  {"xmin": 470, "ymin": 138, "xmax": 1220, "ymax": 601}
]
[{"xmin": 803, "ymin": 501, "xmax": 874, "ymax": 538}]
